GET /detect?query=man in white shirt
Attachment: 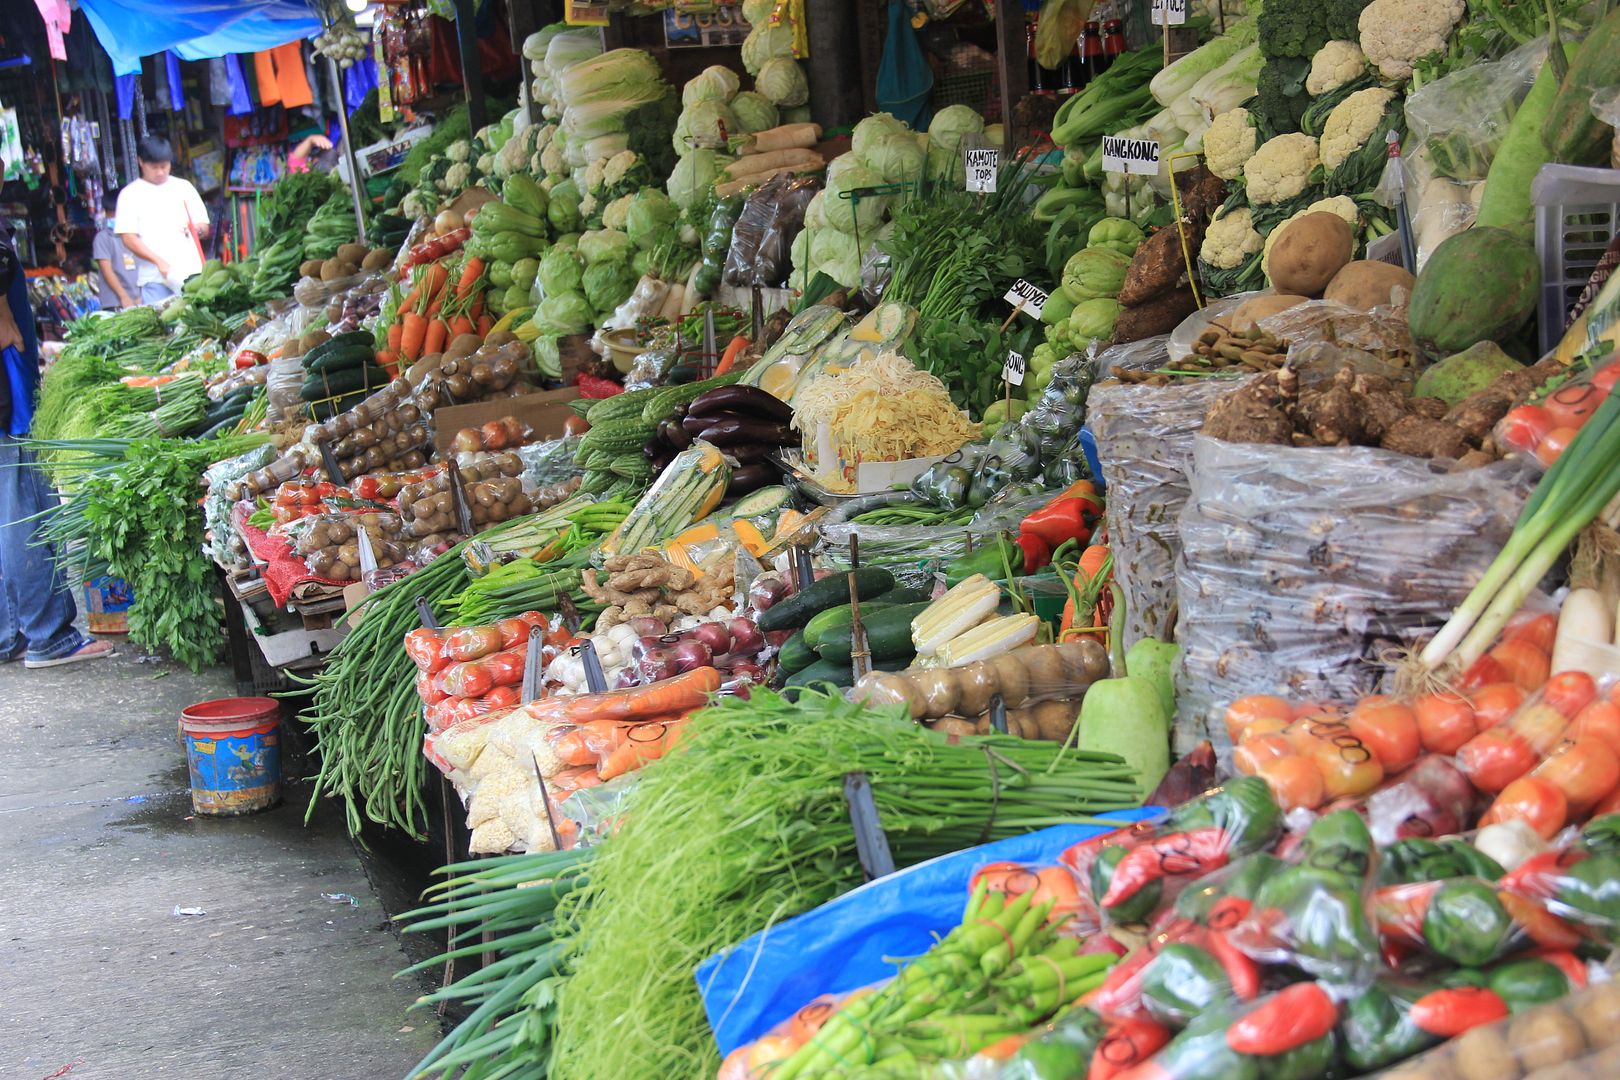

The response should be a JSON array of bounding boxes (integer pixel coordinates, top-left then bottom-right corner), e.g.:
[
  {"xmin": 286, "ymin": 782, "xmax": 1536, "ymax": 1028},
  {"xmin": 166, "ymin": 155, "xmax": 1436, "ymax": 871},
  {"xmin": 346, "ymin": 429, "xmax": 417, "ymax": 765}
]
[{"xmin": 115, "ymin": 136, "xmax": 210, "ymax": 305}]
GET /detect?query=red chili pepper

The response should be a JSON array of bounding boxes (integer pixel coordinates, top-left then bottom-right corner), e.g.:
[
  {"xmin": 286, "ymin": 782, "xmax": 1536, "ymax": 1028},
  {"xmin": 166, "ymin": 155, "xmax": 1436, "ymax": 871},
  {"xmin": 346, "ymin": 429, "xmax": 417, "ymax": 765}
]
[
  {"xmin": 1089, "ymin": 1015, "xmax": 1171, "ymax": 1080},
  {"xmin": 1529, "ymin": 948, "xmax": 1589, "ymax": 989},
  {"xmin": 1409, "ymin": 987, "xmax": 1510, "ymax": 1037},
  {"xmin": 1205, "ymin": 930, "xmax": 1260, "ymax": 1000},
  {"xmin": 1202, "ymin": 895, "xmax": 1253, "ymax": 931},
  {"xmin": 1079, "ymin": 943, "xmax": 1157, "ymax": 1016},
  {"xmin": 1016, "ymin": 532, "xmax": 1052, "ymax": 573},
  {"xmin": 1226, "ymin": 983, "xmax": 1338, "ymax": 1056},
  {"xmin": 1100, "ymin": 827, "xmax": 1231, "ymax": 909}
]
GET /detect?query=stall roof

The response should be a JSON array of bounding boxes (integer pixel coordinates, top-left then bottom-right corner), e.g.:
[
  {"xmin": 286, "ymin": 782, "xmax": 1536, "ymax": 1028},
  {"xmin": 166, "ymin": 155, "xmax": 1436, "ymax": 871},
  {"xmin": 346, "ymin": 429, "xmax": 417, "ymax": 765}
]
[{"xmin": 78, "ymin": 0, "xmax": 321, "ymax": 76}]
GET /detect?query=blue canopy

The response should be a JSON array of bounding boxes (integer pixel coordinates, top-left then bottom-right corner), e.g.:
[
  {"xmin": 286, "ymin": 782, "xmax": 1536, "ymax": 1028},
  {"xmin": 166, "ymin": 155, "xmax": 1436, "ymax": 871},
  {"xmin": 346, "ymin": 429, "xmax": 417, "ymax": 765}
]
[{"xmin": 78, "ymin": 0, "xmax": 320, "ymax": 76}]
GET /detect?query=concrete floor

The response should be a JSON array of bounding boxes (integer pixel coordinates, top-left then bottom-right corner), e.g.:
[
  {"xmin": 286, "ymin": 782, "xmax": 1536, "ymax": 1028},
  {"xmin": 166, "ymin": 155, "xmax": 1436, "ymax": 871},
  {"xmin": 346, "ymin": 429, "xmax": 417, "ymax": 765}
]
[{"xmin": 0, "ymin": 641, "xmax": 442, "ymax": 1079}]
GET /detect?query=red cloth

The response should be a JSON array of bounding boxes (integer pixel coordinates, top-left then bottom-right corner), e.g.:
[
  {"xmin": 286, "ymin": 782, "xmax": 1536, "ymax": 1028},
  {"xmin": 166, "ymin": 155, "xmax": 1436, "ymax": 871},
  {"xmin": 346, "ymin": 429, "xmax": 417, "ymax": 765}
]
[{"xmin": 234, "ymin": 503, "xmax": 351, "ymax": 608}]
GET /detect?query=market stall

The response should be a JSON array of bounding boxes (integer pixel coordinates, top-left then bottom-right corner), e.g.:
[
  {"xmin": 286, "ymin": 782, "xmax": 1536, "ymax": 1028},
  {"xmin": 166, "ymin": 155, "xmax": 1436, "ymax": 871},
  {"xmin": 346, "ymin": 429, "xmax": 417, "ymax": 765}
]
[{"xmin": 24, "ymin": 0, "xmax": 1620, "ymax": 1076}]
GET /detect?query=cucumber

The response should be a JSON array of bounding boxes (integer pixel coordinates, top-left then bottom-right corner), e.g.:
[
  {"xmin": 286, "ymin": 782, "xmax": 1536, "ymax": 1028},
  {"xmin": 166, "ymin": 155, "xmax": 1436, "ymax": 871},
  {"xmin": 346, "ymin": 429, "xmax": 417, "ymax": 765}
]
[
  {"xmin": 777, "ymin": 629, "xmax": 816, "ymax": 675},
  {"xmin": 816, "ymin": 602, "xmax": 930, "ymax": 665},
  {"xmin": 756, "ymin": 567, "xmax": 894, "ymax": 633},
  {"xmin": 730, "ymin": 485, "xmax": 791, "ymax": 519},
  {"xmin": 876, "ymin": 586, "xmax": 935, "ymax": 605},
  {"xmin": 306, "ymin": 343, "xmax": 376, "ymax": 373},
  {"xmin": 301, "ymin": 365, "xmax": 388, "ymax": 401},
  {"xmin": 302, "ymin": 331, "xmax": 374, "ymax": 370},
  {"xmin": 803, "ymin": 598, "xmax": 900, "ymax": 652},
  {"xmin": 306, "ymin": 391, "xmax": 368, "ymax": 421}
]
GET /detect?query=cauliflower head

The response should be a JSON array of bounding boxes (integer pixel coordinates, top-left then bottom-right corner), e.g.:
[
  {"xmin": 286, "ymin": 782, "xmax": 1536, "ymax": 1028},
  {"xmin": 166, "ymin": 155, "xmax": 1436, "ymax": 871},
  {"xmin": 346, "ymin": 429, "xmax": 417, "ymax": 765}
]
[
  {"xmin": 445, "ymin": 162, "xmax": 473, "ymax": 191},
  {"xmin": 583, "ymin": 157, "xmax": 608, "ymax": 194},
  {"xmin": 1201, "ymin": 207, "xmax": 1265, "ymax": 270},
  {"xmin": 446, "ymin": 139, "xmax": 471, "ymax": 164},
  {"xmin": 602, "ymin": 193, "xmax": 635, "ymax": 232},
  {"xmin": 1245, "ymin": 133, "xmax": 1320, "ymax": 205},
  {"xmin": 1261, "ymin": 196, "xmax": 1361, "ymax": 277},
  {"xmin": 540, "ymin": 141, "xmax": 565, "ymax": 176},
  {"xmin": 603, "ymin": 149, "xmax": 639, "ymax": 186},
  {"xmin": 1320, "ymin": 87, "xmax": 1397, "ymax": 171},
  {"xmin": 1359, "ymin": 0, "xmax": 1466, "ymax": 81},
  {"xmin": 1306, "ymin": 40, "xmax": 1367, "ymax": 95},
  {"xmin": 1204, "ymin": 108, "xmax": 1259, "ymax": 181}
]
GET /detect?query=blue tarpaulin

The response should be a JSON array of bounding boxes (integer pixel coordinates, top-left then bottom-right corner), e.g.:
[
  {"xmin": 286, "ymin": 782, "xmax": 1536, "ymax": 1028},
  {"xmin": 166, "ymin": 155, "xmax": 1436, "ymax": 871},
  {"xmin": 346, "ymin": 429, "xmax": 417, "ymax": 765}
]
[
  {"xmin": 694, "ymin": 811, "xmax": 1164, "ymax": 1057},
  {"xmin": 77, "ymin": 0, "xmax": 319, "ymax": 76}
]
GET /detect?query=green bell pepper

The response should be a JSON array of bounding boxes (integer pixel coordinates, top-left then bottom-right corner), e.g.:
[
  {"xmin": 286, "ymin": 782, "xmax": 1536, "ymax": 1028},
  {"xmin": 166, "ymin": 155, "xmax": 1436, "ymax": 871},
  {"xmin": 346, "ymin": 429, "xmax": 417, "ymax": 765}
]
[
  {"xmin": 1487, "ymin": 958, "xmax": 1570, "ymax": 1012},
  {"xmin": 1141, "ymin": 943, "xmax": 1231, "ymax": 1027},
  {"xmin": 1295, "ymin": 810, "xmax": 1376, "ymax": 884},
  {"xmin": 1553, "ymin": 851, "xmax": 1620, "ymax": 923},
  {"xmin": 1578, "ymin": 813, "xmax": 1620, "ymax": 856},
  {"xmin": 1339, "ymin": 979, "xmax": 1441, "ymax": 1072},
  {"xmin": 945, "ymin": 536, "xmax": 1022, "ymax": 586},
  {"xmin": 1149, "ymin": 1004, "xmax": 1262, "ymax": 1080},
  {"xmin": 1377, "ymin": 837, "xmax": 1506, "ymax": 887},
  {"xmin": 1165, "ymin": 776, "xmax": 1283, "ymax": 855},
  {"xmin": 1264, "ymin": 1034, "xmax": 1337, "ymax": 1080},
  {"xmin": 1422, "ymin": 879, "xmax": 1514, "ymax": 967},
  {"xmin": 1177, "ymin": 852, "xmax": 1283, "ymax": 924},
  {"xmin": 1253, "ymin": 866, "xmax": 1380, "ymax": 981},
  {"xmin": 1001, "ymin": 1007, "xmax": 1108, "ymax": 1079}
]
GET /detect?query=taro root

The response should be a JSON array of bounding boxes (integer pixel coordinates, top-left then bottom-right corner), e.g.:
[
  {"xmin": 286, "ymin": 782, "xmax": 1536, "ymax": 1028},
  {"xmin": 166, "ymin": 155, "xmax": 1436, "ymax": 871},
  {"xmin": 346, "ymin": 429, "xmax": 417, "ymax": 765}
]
[{"xmin": 1380, "ymin": 414, "xmax": 1472, "ymax": 460}]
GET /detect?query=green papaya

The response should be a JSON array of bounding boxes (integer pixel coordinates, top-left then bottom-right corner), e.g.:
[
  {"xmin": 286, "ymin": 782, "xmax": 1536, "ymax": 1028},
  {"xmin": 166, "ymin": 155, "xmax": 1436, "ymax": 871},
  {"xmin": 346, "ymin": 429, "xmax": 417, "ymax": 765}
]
[{"xmin": 1407, "ymin": 227, "xmax": 1540, "ymax": 354}]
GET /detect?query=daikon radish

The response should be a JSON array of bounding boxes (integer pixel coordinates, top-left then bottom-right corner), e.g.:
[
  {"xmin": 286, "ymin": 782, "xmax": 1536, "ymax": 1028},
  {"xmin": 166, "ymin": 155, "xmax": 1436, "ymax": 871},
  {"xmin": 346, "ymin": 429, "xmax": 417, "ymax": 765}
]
[
  {"xmin": 714, "ymin": 164, "xmax": 823, "ymax": 197},
  {"xmin": 722, "ymin": 147, "xmax": 824, "ymax": 180},
  {"xmin": 1550, "ymin": 587, "xmax": 1615, "ymax": 677},
  {"xmin": 738, "ymin": 123, "xmax": 823, "ymax": 155}
]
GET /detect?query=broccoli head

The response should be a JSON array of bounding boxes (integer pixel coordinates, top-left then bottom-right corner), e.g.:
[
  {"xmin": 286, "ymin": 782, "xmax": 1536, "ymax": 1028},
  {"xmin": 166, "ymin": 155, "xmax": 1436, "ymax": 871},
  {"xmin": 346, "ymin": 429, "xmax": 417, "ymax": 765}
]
[
  {"xmin": 625, "ymin": 93, "xmax": 681, "ymax": 185},
  {"xmin": 1252, "ymin": 57, "xmax": 1312, "ymax": 137},
  {"xmin": 1258, "ymin": 0, "xmax": 1372, "ymax": 58}
]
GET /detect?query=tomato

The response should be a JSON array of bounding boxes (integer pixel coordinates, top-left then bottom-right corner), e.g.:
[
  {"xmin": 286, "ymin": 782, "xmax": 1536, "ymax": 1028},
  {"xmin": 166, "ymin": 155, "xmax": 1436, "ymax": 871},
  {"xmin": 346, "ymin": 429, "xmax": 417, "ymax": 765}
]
[
  {"xmin": 1502, "ymin": 611, "xmax": 1559, "ymax": 654},
  {"xmin": 1497, "ymin": 404, "xmax": 1555, "ymax": 452},
  {"xmin": 485, "ymin": 650, "xmax": 527, "ymax": 688},
  {"xmin": 1591, "ymin": 783, "xmax": 1620, "ymax": 818},
  {"xmin": 1414, "ymin": 693, "xmax": 1478, "ymax": 754},
  {"xmin": 1310, "ymin": 734, "xmax": 1385, "ymax": 799},
  {"xmin": 1571, "ymin": 700, "xmax": 1620, "ymax": 757},
  {"xmin": 414, "ymin": 667, "xmax": 447, "ymax": 706},
  {"xmin": 1257, "ymin": 754, "xmax": 1326, "ymax": 811},
  {"xmin": 1225, "ymin": 694, "xmax": 1294, "ymax": 744},
  {"xmin": 1542, "ymin": 670, "xmax": 1598, "ymax": 719},
  {"xmin": 1239, "ymin": 714, "xmax": 1291, "ymax": 741},
  {"xmin": 1456, "ymin": 727, "xmax": 1538, "ymax": 793},
  {"xmin": 1488, "ymin": 639, "xmax": 1551, "ymax": 692},
  {"xmin": 481, "ymin": 685, "xmax": 521, "ymax": 711},
  {"xmin": 1482, "ymin": 776, "xmax": 1568, "ymax": 839},
  {"xmin": 1545, "ymin": 382, "xmax": 1606, "ymax": 429},
  {"xmin": 1468, "ymin": 682, "xmax": 1526, "ymax": 731},
  {"xmin": 1233, "ymin": 733, "xmax": 1297, "ymax": 776},
  {"xmin": 563, "ymin": 413, "xmax": 591, "ymax": 437},
  {"xmin": 1508, "ymin": 702, "xmax": 1571, "ymax": 755},
  {"xmin": 354, "ymin": 476, "xmax": 380, "ymax": 501},
  {"xmin": 497, "ymin": 618, "xmax": 536, "ymax": 650},
  {"xmin": 1347, "ymin": 697, "xmax": 1422, "ymax": 772},
  {"xmin": 1591, "ymin": 363, "xmax": 1620, "ymax": 396},
  {"xmin": 1532, "ymin": 737, "xmax": 1620, "ymax": 814},
  {"xmin": 1535, "ymin": 425, "xmax": 1581, "ymax": 468},
  {"xmin": 1292, "ymin": 700, "xmax": 1342, "ymax": 720}
]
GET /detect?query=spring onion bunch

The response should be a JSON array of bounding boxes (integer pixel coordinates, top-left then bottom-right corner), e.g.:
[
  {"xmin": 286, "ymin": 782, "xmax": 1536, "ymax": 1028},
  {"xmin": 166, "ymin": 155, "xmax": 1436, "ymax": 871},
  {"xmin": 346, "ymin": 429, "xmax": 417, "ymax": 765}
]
[
  {"xmin": 397, "ymin": 849, "xmax": 592, "ymax": 1079},
  {"xmin": 1423, "ymin": 385, "xmax": 1620, "ymax": 671},
  {"xmin": 549, "ymin": 689, "xmax": 1140, "ymax": 1079}
]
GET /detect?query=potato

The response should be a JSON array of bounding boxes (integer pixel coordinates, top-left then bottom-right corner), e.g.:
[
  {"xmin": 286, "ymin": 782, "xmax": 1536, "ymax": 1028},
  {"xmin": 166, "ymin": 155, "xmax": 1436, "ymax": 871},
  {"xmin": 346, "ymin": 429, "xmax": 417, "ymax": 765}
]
[
  {"xmin": 446, "ymin": 334, "xmax": 483, "ymax": 360},
  {"xmin": 989, "ymin": 653, "xmax": 1030, "ymax": 708},
  {"xmin": 1033, "ymin": 699, "xmax": 1080, "ymax": 742},
  {"xmin": 301, "ymin": 329, "xmax": 330, "ymax": 351},
  {"xmin": 852, "ymin": 672, "xmax": 924, "ymax": 718},
  {"xmin": 929, "ymin": 717, "xmax": 979, "ymax": 737},
  {"xmin": 1227, "ymin": 294, "xmax": 1309, "ymax": 334},
  {"xmin": 1572, "ymin": 982, "xmax": 1620, "ymax": 1047},
  {"xmin": 484, "ymin": 330, "xmax": 519, "ymax": 347},
  {"xmin": 299, "ymin": 259, "xmax": 324, "ymax": 279},
  {"xmin": 335, "ymin": 261, "xmax": 359, "ymax": 278},
  {"xmin": 1509, "ymin": 1007, "xmax": 1586, "ymax": 1071},
  {"xmin": 1453, "ymin": 1024, "xmax": 1521, "ymax": 1080},
  {"xmin": 953, "ymin": 661, "xmax": 1001, "ymax": 718},
  {"xmin": 336, "ymin": 243, "xmax": 370, "ymax": 267},
  {"xmin": 361, "ymin": 248, "xmax": 394, "ymax": 271},
  {"xmin": 1323, "ymin": 259, "xmax": 1417, "ymax": 312},
  {"xmin": 914, "ymin": 669, "xmax": 960, "ymax": 718},
  {"xmin": 1267, "ymin": 212, "xmax": 1354, "ymax": 296}
]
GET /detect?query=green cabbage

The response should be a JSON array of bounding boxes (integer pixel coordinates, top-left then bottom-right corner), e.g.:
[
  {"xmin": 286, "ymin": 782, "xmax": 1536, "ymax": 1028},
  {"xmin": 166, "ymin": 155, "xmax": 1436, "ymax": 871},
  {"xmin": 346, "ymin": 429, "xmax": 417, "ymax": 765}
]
[
  {"xmin": 803, "ymin": 190, "xmax": 827, "ymax": 231},
  {"xmin": 729, "ymin": 91, "xmax": 780, "ymax": 135},
  {"xmin": 811, "ymin": 227, "xmax": 861, "ymax": 287},
  {"xmin": 626, "ymin": 188, "xmax": 679, "ymax": 249},
  {"xmin": 927, "ymin": 105, "xmax": 985, "ymax": 181},
  {"xmin": 538, "ymin": 292, "xmax": 592, "ymax": 334},
  {"xmin": 543, "ymin": 30, "xmax": 601, "ymax": 80},
  {"xmin": 583, "ymin": 261, "xmax": 637, "ymax": 313},
  {"xmin": 823, "ymin": 158, "xmax": 886, "ymax": 234},
  {"xmin": 852, "ymin": 112, "xmax": 925, "ymax": 184},
  {"xmin": 682, "ymin": 65, "xmax": 740, "ymax": 107},
  {"xmin": 757, "ymin": 57, "xmax": 808, "ymax": 107},
  {"xmin": 741, "ymin": 0, "xmax": 775, "ymax": 24},
  {"xmin": 782, "ymin": 105, "xmax": 813, "ymax": 125},
  {"xmin": 684, "ymin": 99, "xmax": 737, "ymax": 146},
  {"xmin": 741, "ymin": 24, "xmax": 794, "ymax": 75},
  {"xmin": 668, "ymin": 149, "xmax": 729, "ymax": 211},
  {"xmin": 539, "ymin": 246, "xmax": 584, "ymax": 297},
  {"xmin": 579, "ymin": 228, "xmax": 633, "ymax": 267}
]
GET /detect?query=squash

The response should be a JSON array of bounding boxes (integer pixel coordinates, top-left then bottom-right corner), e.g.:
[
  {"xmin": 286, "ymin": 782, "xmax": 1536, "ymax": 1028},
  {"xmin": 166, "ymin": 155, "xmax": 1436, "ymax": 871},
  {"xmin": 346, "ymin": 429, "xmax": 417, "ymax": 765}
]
[
  {"xmin": 1544, "ymin": 7, "xmax": 1620, "ymax": 166},
  {"xmin": 1407, "ymin": 227, "xmax": 1540, "ymax": 354},
  {"xmin": 1076, "ymin": 591, "xmax": 1170, "ymax": 793}
]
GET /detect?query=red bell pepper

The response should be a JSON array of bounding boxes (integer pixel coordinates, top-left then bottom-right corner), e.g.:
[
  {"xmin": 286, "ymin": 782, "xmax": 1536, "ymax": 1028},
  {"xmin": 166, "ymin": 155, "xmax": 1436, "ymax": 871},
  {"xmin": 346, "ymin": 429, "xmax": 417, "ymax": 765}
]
[{"xmin": 1016, "ymin": 532, "xmax": 1052, "ymax": 573}]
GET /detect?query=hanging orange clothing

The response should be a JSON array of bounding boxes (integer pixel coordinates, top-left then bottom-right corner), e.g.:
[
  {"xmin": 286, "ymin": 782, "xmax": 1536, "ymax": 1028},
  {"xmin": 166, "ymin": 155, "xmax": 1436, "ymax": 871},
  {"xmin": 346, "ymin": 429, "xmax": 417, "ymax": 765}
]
[
  {"xmin": 271, "ymin": 42, "xmax": 313, "ymax": 109},
  {"xmin": 253, "ymin": 50, "xmax": 281, "ymax": 106}
]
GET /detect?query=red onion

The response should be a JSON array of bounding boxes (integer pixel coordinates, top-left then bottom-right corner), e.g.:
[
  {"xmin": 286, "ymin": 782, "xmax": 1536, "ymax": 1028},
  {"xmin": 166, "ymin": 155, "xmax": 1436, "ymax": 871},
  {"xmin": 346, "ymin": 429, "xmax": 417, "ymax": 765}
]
[
  {"xmin": 728, "ymin": 660, "xmax": 766, "ymax": 683},
  {"xmin": 614, "ymin": 668, "xmax": 640, "ymax": 690},
  {"xmin": 638, "ymin": 652, "xmax": 678, "ymax": 683},
  {"xmin": 668, "ymin": 640, "xmax": 712, "ymax": 673},
  {"xmin": 748, "ymin": 576, "xmax": 791, "ymax": 612},
  {"xmin": 726, "ymin": 617, "xmax": 763, "ymax": 656},
  {"xmin": 628, "ymin": 616, "xmax": 667, "ymax": 638},
  {"xmin": 763, "ymin": 630, "xmax": 795, "ymax": 649},
  {"xmin": 682, "ymin": 621, "xmax": 733, "ymax": 657}
]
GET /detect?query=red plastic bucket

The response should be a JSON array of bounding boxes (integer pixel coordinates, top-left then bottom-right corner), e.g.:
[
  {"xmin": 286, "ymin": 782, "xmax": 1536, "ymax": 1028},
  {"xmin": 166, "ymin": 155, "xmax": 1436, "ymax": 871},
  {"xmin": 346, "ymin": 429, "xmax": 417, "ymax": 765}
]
[{"xmin": 180, "ymin": 697, "xmax": 282, "ymax": 816}]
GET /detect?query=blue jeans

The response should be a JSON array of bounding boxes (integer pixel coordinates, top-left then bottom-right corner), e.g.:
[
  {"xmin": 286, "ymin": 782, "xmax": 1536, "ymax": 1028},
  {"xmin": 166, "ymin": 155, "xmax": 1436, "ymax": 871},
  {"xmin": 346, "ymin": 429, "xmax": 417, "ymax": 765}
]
[
  {"xmin": 140, "ymin": 281, "xmax": 176, "ymax": 304},
  {"xmin": 0, "ymin": 271, "xmax": 83, "ymax": 661}
]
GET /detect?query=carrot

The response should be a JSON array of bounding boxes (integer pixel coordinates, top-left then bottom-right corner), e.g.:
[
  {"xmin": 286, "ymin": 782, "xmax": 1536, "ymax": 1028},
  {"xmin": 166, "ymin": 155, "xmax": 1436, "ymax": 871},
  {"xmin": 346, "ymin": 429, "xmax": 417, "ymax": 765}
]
[
  {"xmin": 449, "ymin": 314, "xmax": 475, "ymax": 338},
  {"xmin": 375, "ymin": 350, "xmax": 399, "ymax": 377},
  {"xmin": 529, "ymin": 667, "xmax": 722, "ymax": 725},
  {"xmin": 599, "ymin": 717, "xmax": 686, "ymax": 780},
  {"xmin": 399, "ymin": 285, "xmax": 421, "ymax": 313},
  {"xmin": 468, "ymin": 292, "xmax": 485, "ymax": 320},
  {"xmin": 455, "ymin": 257, "xmax": 485, "ymax": 298},
  {"xmin": 1059, "ymin": 544, "xmax": 1113, "ymax": 640},
  {"xmin": 477, "ymin": 313, "xmax": 495, "ymax": 338},
  {"xmin": 399, "ymin": 311, "xmax": 428, "ymax": 361},
  {"xmin": 424, "ymin": 295, "xmax": 445, "ymax": 319},
  {"xmin": 423, "ymin": 318, "xmax": 450, "ymax": 356},
  {"xmin": 387, "ymin": 321, "xmax": 403, "ymax": 352},
  {"xmin": 416, "ymin": 262, "xmax": 449, "ymax": 303},
  {"xmin": 714, "ymin": 333, "xmax": 750, "ymax": 376}
]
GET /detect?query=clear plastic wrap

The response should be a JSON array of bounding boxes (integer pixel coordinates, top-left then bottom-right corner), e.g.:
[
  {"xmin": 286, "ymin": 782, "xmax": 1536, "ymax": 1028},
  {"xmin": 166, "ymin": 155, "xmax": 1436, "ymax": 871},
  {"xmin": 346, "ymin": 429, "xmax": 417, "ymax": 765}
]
[
  {"xmin": 279, "ymin": 510, "xmax": 407, "ymax": 581},
  {"xmin": 1501, "ymin": 810, "xmax": 1620, "ymax": 937},
  {"xmin": 1087, "ymin": 377, "xmax": 1246, "ymax": 653},
  {"xmin": 1494, "ymin": 356, "xmax": 1620, "ymax": 472},
  {"xmin": 722, "ymin": 173, "xmax": 820, "ymax": 289},
  {"xmin": 202, "ymin": 442, "xmax": 275, "ymax": 565},
  {"xmin": 1405, "ymin": 38, "xmax": 1545, "ymax": 182},
  {"xmin": 442, "ymin": 414, "xmax": 535, "ymax": 455},
  {"xmin": 517, "ymin": 435, "xmax": 585, "ymax": 489},
  {"xmin": 396, "ymin": 455, "xmax": 532, "ymax": 538},
  {"xmin": 847, "ymin": 640, "xmax": 1111, "ymax": 740},
  {"xmin": 1174, "ymin": 434, "xmax": 1533, "ymax": 760}
]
